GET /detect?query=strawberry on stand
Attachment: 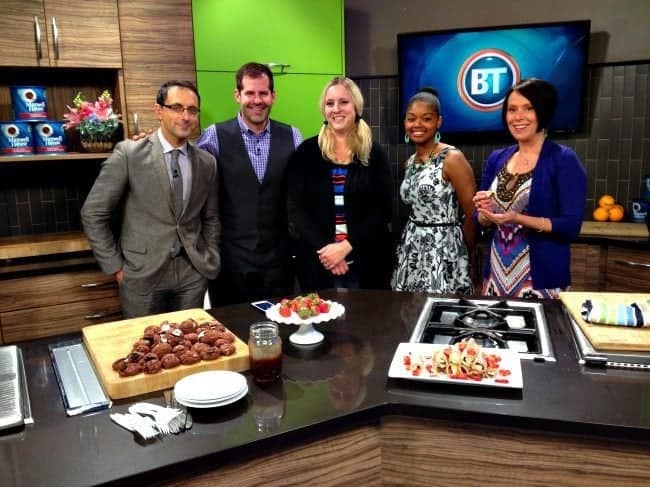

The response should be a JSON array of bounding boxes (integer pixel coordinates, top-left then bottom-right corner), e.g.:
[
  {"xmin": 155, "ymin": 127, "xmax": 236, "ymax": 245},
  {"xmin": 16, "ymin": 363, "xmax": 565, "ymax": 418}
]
[{"xmin": 277, "ymin": 293, "xmax": 330, "ymax": 320}]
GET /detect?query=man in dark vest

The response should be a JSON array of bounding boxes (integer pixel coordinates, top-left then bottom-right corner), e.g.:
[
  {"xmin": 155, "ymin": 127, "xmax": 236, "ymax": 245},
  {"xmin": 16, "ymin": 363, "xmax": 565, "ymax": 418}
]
[{"xmin": 197, "ymin": 62, "xmax": 303, "ymax": 306}]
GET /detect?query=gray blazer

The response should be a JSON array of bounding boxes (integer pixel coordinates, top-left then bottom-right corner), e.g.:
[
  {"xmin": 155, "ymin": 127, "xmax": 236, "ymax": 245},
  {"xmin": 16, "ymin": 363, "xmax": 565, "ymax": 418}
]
[{"xmin": 81, "ymin": 133, "xmax": 220, "ymax": 295}]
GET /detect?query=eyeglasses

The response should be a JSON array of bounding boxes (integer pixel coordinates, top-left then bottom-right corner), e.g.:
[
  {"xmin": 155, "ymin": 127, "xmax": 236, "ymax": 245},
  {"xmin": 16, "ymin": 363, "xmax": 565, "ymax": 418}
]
[{"xmin": 161, "ymin": 103, "xmax": 200, "ymax": 116}]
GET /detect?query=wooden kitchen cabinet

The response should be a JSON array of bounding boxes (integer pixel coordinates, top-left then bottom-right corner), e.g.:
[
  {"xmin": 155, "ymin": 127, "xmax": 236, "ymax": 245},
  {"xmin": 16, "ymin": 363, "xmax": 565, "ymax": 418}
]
[
  {"xmin": 569, "ymin": 243, "xmax": 603, "ymax": 291},
  {"xmin": 604, "ymin": 246, "xmax": 650, "ymax": 292},
  {"xmin": 569, "ymin": 241, "xmax": 650, "ymax": 292},
  {"xmin": 117, "ymin": 0, "xmax": 197, "ymax": 136},
  {"xmin": 0, "ymin": 0, "xmax": 122, "ymax": 68},
  {"xmin": 0, "ymin": 257, "xmax": 122, "ymax": 343},
  {"xmin": 0, "ymin": 1, "xmax": 47, "ymax": 67}
]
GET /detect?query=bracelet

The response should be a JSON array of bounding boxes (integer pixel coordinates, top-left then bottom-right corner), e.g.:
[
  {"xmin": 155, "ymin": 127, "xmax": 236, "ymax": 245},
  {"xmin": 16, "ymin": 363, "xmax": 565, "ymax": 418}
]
[{"xmin": 537, "ymin": 217, "xmax": 548, "ymax": 232}]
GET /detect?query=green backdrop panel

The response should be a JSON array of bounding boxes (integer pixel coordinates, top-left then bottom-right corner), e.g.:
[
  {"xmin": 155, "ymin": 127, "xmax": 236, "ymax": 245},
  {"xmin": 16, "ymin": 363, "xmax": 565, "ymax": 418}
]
[{"xmin": 193, "ymin": 0, "xmax": 344, "ymax": 74}]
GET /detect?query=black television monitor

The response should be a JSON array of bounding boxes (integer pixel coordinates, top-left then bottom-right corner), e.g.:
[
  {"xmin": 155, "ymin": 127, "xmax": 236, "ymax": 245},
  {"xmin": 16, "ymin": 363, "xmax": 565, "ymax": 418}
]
[{"xmin": 397, "ymin": 20, "xmax": 591, "ymax": 137}]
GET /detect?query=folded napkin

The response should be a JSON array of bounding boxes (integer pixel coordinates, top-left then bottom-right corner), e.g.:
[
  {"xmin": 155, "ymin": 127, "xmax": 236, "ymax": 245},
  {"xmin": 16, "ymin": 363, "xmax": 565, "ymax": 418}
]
[{"xmin": 581, "ymin": 299, "xmax": 650, "ymax": 327}]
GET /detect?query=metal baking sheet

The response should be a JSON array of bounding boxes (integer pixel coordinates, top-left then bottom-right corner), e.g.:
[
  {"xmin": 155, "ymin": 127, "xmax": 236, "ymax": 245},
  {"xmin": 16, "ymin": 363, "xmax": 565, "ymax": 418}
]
[{"xmin": 49, "ymin": 340, "xmax": 111, "ymax": 416}]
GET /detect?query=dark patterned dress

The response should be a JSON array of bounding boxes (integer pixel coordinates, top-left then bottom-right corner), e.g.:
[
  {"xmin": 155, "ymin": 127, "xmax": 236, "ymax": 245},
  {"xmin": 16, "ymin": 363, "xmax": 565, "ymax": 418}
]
[
  {"xmin": 391, "ymin": 147, "xmax": 472, "ymax": 294},
  {"xmin": 481, "ymin": 167, "xmax": 562, "ymax": 299}
]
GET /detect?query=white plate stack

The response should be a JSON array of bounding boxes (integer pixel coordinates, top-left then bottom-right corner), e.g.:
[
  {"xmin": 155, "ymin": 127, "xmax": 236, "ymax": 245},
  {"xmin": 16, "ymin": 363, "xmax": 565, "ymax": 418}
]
[{"xmin": 173, "ymin": 370, "xmax": 248, "ymax": 409}]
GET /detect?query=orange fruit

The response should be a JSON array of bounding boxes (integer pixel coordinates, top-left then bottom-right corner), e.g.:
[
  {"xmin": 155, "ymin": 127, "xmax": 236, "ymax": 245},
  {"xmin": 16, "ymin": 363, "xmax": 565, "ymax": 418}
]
[
  {"xmin": 598, "ymin": 194, "xmax": 616, "ymax": 209},
  {"xmin": 593, "ymin": 206, "xmax": 609, "ymax": 221},
  {"xmin": 608, "ymin": 204, "xmax": 624, "ymax": 222}
]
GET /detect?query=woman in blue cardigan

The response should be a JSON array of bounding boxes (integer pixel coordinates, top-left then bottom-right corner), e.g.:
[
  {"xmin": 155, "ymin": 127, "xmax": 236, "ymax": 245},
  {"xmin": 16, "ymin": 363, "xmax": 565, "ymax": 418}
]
[{"xmin": 473, "ymin": 78, "xmax": 586, "ymax": 298}]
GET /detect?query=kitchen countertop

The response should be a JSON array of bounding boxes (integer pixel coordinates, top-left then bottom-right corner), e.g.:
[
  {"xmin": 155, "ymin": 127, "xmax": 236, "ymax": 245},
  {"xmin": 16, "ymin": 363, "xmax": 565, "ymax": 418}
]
[
  {"xmin": 2, "ymin": 289, "xmax": 650, "ymax": 486},
  {"xmin": 577, "ymin": 220, "xmax": 649, "ymax": 248},
  {"xmin": 579, "ymin": 220, "xmax": 647, "ymax": 238}
]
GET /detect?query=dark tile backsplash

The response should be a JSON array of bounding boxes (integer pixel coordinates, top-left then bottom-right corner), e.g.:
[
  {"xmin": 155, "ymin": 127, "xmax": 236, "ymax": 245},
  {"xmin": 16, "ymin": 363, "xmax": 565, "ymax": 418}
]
[
  {"xmin": 1, "ymin": 62, "xmax": 648, "ymax": 237},
  {"xmin": 355, "ymin": 62, "xmax": 650, "ymax": 230},
  {"xmin": 0, "ymin": 160, "xmax": 99, "ymax": 236}
]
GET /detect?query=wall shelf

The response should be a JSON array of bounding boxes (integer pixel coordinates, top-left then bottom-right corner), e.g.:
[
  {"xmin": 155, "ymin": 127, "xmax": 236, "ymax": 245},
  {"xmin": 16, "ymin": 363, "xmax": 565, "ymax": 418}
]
[
  {"xmin": 0, "ymin": 152, "xmax": 110, "ymax": 164},
  {"xmin": 0, "ymin": 231, "xmax": 90, "ymax": 260}
]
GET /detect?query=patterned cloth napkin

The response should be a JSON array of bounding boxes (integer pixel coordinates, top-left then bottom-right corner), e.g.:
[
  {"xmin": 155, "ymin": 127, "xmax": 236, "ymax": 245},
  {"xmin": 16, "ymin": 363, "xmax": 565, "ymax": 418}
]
[{"xmin": 581, "ymin": 299, "xmax": 650, "ymax": 327}]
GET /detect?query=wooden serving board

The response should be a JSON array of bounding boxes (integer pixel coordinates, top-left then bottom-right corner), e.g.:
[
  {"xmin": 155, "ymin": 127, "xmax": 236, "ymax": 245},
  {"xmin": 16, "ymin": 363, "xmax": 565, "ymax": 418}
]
[
  {"xmin": 580, "ymin": 221, "xmax": 648, "ymax": 238},
  {"xmin": 82, "ymin": 308, "xmax": 249, "ymax": 399},
  {"xmin": 559, "ymin": 292, "xmax": 650, "ymax": 351}
]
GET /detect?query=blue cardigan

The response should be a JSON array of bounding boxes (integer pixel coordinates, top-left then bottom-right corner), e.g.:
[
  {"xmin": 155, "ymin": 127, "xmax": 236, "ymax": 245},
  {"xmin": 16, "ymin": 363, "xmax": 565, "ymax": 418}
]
[{"xmin": 479, "ymin": 139, "xmax": 587, "ymax": 290}]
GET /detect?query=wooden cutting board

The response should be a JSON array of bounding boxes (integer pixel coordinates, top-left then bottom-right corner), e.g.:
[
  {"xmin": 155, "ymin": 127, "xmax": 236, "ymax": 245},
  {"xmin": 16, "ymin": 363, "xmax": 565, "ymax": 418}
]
[
  {"xmin": 580, "ymin": 221, "xmax": 648, "ymax": 238},
  {"xmin": 559, "ymin": 292, "xmax": 650, "ymax": 351},
  {"xmin": 82, "ymin": 308, "xmax": 249, "ymax": 399}
]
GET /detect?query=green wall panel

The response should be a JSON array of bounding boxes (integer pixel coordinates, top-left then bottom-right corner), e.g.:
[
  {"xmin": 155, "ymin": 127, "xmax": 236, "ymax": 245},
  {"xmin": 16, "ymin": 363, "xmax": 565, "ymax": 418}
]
[
  {"xmin": 197, "ymin": 71, "xmax": 336, "ymax": 139},
  {"xmin": 193, "ymin": 0, "xmax": 344, "ymax": 74}
]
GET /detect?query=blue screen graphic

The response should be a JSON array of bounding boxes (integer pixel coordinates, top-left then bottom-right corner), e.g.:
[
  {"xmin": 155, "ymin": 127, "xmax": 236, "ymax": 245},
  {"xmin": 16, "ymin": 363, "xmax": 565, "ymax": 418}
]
[{"xmin": 398, "ymin": 21, "xmax": 590, "ymax": 134}]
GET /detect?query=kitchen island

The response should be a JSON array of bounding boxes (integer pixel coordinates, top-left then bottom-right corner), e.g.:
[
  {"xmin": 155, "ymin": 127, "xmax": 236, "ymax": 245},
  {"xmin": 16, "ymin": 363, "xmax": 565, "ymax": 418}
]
[{"xmin": 2, "ymin": 289, "xmax": 650, "ymax": 486}]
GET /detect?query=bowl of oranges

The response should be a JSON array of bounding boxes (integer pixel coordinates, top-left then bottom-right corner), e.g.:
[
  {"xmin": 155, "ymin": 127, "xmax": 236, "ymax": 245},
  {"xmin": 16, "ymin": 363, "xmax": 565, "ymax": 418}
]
[{"xmin": 593, "ymin": 194, "xmax": 625, "ymax": 222}]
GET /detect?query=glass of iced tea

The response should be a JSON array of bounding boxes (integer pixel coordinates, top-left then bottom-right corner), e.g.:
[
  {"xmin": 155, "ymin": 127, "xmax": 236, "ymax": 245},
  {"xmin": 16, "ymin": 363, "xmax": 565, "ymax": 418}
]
[{"xmin": 249, "ymin": 321, "xmax": 282, "ymax": 383}]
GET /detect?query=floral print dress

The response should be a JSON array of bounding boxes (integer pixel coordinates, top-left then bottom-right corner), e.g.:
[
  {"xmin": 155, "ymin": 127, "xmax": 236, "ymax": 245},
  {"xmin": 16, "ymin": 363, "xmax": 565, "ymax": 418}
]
[{"xmin": 391, "ymin": 147, "xmax": 472, "ymax": 294}]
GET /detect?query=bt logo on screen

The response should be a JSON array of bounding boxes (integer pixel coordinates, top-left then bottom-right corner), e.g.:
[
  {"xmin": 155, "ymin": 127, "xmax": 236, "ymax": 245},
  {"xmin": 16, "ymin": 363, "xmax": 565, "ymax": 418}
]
[{"xmin": 457, "ymin": 49, "xmax": 520, "ymax": 111}]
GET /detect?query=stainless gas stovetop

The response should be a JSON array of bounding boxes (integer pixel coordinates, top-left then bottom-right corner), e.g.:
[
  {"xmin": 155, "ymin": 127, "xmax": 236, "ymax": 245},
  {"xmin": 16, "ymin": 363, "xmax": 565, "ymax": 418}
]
[{"xmin": 410, "ymin": 297, "xmax": 555, "ymax": 362}]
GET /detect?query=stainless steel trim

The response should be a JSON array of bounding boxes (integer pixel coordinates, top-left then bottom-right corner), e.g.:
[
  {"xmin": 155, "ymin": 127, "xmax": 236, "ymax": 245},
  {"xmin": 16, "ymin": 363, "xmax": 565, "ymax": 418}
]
[
  {"xmin": 567, "ymin": 314, "xmax": 650, "ymax": 370},
  {"xmin": 52, "ymin": 16, "xmax": 59, "ymax": 60},
  {"xmin": 607, "ymin": 361, "xmax": 650, "ymax": 370},
  {"xmin": 267, "ymin": 62, "xmax": 290, "ymax": 73},
  {"xmin": 81, "ymin": 280, "xmax": 116, "ymax": 288},
  {"xmin": 17, "ymin": 348, "xmax": 32, "ymax": 424},
  {"xmin": 613, "ymin": 259, "xmax": 650, "ymax": 269},
  {"xmin": 34, "ymin": 16, "xmax": 42, "ymax": 60},
  {"xmin": 84, "ymin": 309, "xmax": 121, "ymax": 320}
]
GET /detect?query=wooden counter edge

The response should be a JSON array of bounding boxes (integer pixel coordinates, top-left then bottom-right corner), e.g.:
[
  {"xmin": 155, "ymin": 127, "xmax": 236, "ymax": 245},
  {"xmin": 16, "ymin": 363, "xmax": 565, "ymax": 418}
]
[
  {"xmin": 580, "ymin": 221, "xmax": 648, "ymax": 238},
  {"xmin": 0, "ymin": 231, "xmax": 90, "ymax": 260}
]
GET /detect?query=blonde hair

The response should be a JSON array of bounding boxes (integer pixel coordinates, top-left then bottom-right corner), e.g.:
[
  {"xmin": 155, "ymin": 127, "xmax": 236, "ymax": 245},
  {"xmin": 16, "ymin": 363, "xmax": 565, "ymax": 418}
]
[{"xmin": 318, "ymin": 76, "xmax": 373, "ymax": 165}]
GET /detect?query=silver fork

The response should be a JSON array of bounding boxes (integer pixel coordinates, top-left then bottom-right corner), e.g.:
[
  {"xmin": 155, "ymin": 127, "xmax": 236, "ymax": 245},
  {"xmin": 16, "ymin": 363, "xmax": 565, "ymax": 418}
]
[
  {"xmin": 128, "ymin": 403, "xmax": 178, "ymax": 435},
  {"xmin": 165, "ymin": 389, "xmax": 192, "ymax": 431}
]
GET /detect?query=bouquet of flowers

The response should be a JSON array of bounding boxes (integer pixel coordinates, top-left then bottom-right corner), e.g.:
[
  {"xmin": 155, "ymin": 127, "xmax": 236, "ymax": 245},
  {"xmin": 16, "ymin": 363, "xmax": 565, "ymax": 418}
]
[{"xmin": 63, "ymin": 90, "xmax": 121, "ymax": 139}]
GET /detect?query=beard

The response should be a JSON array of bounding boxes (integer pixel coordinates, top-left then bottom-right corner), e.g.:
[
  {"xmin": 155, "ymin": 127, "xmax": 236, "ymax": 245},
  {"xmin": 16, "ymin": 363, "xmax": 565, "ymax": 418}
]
[{"xmin": 242, "ymin": 105, "xmax": 270, "ymax": 126}]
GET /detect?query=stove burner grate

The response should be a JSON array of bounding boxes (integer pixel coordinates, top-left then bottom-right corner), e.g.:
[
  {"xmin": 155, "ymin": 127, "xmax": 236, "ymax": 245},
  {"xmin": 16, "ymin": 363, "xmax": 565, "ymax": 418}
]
[
  {"xmin": 420, "ymin": 298, "xmax": 542, "ymax": 353},
  {"xmin": 450, "ymin": 330, "xmax": 509, "ymax": 349},
  {"xmin": 454, "ymin": 298, "xmax": 510, "ymax": 330}
]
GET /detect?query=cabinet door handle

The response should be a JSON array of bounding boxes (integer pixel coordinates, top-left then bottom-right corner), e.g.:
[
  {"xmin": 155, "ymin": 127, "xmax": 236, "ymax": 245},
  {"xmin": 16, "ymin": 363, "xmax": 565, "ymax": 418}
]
[
  {"xmin": 267, "ymin": 62, "xmax": 290, "ymax": 73},
  {"xmin": 84, "ymin": 309, "xmax": 121, "ymax": 320},
  {"xmin": 614, "ymin": 259, "xmax": 650, "ymax": 269},
  {"xmin": 52, "ymin": 16, "xmax": 59, "ymax": 60},
  {"xmin": 34, "ymin": 16, "xmax": 43, "ymax": 60},
  {"xmin": 81, "ymin": 280, "xmax": 116, "ymax": 289}
]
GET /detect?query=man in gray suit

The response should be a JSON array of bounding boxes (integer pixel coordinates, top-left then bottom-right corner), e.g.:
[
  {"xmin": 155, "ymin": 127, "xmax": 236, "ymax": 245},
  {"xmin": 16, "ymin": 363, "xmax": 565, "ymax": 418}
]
[{"xmin": 81, "ymin": 80, "xmax": 220, "ymax": 318}]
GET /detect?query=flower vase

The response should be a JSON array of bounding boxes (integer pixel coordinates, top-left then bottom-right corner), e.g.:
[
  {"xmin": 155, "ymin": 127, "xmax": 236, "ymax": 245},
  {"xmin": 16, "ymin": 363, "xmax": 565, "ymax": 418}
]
[{"xmin": 80, "ymin": 132, "xmax": 116, "ymax": 153}]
